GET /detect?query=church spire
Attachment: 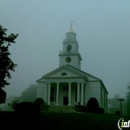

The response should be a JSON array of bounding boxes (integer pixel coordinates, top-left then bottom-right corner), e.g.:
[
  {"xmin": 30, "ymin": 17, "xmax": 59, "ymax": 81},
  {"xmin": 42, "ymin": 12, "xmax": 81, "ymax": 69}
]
[{"xmin": 69, "ymin": 21, "xmax": 74, "ymax": 33}]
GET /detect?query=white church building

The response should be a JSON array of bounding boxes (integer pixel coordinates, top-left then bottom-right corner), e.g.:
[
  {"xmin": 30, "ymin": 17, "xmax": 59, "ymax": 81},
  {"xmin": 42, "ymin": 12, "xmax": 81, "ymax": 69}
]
[{"xmin": 36, "ymin": 26, "xmax": 108, "ymax": 112}]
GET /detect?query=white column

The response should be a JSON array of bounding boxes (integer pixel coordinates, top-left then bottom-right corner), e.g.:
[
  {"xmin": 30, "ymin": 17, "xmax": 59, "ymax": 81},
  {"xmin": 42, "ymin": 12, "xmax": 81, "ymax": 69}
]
[
  {"xmin": 56, "ymin": 83, "xmax": 59, "ymax": 106},
  {"xmin": 81, "ymin": 83, "xmax": 84, "ymax": 105},
  {"xmin": 77, "ymin": 83, "xmax": 80, "ymax": 104},
  {"xmin": 47, "ymin": 83, "xmax": 51, "ymax": 105},
  {"xmin": 68, "ymin": 82, "xmax": 71, "ymax": 106},
  {"xmin": 45, "ymin": 83, "xmax": 47, "ymax": 103}
]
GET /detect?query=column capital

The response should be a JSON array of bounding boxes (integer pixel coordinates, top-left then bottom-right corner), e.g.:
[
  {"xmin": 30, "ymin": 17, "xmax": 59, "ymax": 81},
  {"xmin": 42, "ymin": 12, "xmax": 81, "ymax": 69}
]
[
  {"xmin": 77, "ymin": 82, "xmax": 85, "ymax": 84},
  {"xmin": 46, "ymin": 82, "xmax": 51, "ymax": 85},
  {"xmin": 81, "ymin": 82, "xmax": 86, "ymax": 85}
]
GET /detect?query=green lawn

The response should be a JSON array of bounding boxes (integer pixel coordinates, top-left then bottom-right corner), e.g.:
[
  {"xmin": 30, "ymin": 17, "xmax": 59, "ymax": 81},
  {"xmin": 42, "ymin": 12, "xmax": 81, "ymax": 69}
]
[{"xmin": 0, "ymin": 111, "xmax": 129, "ymax": 130}]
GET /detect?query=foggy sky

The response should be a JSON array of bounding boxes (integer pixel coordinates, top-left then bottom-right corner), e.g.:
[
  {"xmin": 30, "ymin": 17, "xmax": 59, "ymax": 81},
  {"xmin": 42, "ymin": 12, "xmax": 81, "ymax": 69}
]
[{"xmin": 0, "ymin": 0, "xmax": 130, "ymax": 99}]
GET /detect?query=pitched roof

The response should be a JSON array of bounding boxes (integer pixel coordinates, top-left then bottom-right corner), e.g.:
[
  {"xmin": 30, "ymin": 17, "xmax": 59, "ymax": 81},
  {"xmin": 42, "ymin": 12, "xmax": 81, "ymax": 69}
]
[
  {"xmin": 37, "ymin": 64, "xmax": 101, "ymax": 81},
  {"xmin": 66, "ymin": 64, "xmax": 101, "ymax": 81},
  {"xmin": 36, "ymin": 64, "xmax": 108, "ymax": 94}
]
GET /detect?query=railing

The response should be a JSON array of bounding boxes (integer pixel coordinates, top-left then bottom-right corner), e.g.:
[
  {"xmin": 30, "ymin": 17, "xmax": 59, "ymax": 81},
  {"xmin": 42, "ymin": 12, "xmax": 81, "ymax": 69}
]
[
  {"xmin": 59, "ymin": 50, "xmax": 79, "ymax": 54},
  {"xmin": 63, "ymin": 39, "xmax": 77, "ymax": 42}
]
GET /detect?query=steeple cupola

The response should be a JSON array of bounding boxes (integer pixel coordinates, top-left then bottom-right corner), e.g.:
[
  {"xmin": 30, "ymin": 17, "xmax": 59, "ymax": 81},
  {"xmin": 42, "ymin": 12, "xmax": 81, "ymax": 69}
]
[
  {"xmin": 66, "ymin": 21, "xmax": 77, "ymax": 41},
  {"xmin": 66, "ymin": 31, "xmax": 77, "ymax": 42}
]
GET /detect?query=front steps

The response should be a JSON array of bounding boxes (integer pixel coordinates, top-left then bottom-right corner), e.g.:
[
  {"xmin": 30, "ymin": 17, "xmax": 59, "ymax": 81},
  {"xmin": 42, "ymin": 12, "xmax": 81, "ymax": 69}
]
[{"xmin": 47, "ymin": 106, "xmax": 76, "ymax": 112}]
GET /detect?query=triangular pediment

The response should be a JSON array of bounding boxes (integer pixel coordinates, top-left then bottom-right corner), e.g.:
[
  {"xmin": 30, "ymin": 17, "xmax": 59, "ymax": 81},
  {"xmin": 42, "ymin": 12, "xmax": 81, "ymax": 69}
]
[
  {"xmin": 41, "ymin": 65, "xmax": 86, "ymax": 78},
  {"xmin": 37, "ymin": 64, "xmax": 101, "ymax": 82}
]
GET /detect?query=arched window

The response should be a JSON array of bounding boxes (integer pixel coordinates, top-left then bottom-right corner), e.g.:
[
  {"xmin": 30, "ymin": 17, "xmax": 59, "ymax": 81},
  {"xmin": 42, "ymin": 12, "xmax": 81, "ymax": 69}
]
[
  {"xmin": 67, "ymin": 45, "xmax": 72, "ymax": 51},
  {"xmin": 61, "ymin": 72, "xmax": 67, "ymax": 76}
]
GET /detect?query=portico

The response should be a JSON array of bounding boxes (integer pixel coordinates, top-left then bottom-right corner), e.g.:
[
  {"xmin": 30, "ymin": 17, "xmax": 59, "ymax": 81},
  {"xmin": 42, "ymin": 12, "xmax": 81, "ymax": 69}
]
[{"xmin": 39, "ymin": 81, "xmax": 85, "ymax": 106}]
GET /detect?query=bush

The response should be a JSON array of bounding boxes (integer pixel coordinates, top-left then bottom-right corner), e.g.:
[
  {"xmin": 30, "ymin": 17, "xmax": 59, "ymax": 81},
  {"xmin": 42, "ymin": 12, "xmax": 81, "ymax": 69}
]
[
  {"xmin": 98, "ymin": 108, "xmax": 104, "ymax": 114},
  {"xmin": 74, "ymin": 105, "xmax": 86, "ymax": 112},
  {"xmin": 10, "ymin": 97, "xmax": 20, "ymax": 110},
  {"xmin": 41, "ymin": 104, "xmax": 50, "ymax": 111},
  {"xmin": 86, "ymin": 107, "xmax": 98, "ymax": 113},
  {"xmin": 34, "ymin": 98, "xmax": 45, "ymax": 111},
  {"xmin": 85, "ymin": 107, "xmax": 104, "ymax": 114},
  {"xmin": 74, "ymin": 104, "xmax": 104, "ymax": 114},
  {"xmin": 34, "ymin": 98, "xmax": 45, "ymax": 105},
  {"xmin": 85, "ymin": 98, "xmax": 101, "ymax": 113},
  {"xmin": 87, "ymin": 98, "xmax": 99, "ymax": 108},
  {"xmin": 14, "ymin": 102, "xmax": 40, "ymax": 115},
  {"xmin": 115, "ymin": 111, "xmax": 120, "ymax": 116}
]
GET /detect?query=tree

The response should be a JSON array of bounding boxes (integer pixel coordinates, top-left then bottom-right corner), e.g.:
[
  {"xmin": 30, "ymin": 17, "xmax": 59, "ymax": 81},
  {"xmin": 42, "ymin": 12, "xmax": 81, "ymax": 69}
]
[
  {"xmin": 108, "ymin": 94, "xmax": 120, "ymax": 114},
  {"xmin": 0, "ymin": 25, "xmax": 18, "ymax": 103},
  {"xmin": 108, "ymin": 94, "xmax": 126, "ymax": 115},
  {"xmin": 20, "ymin": 84, "xmax": 37, "ymax": 102},
  {"xmin": 126, "ymin": 85, "xmax": 130, "ymax": 116},
  {"xmin": 0, "ymin": 95, "xmax": 19, "ymax": 111},
  {"xmin": 10, "ymin": 97, "xmax": 20, "ymax": 110}
]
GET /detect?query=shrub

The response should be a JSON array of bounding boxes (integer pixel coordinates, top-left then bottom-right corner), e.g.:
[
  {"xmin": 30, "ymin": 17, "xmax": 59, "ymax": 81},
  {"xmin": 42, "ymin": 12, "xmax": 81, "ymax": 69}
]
[
  {"xmin": 85, "ymin": 98, "xmax": 101, "ymax": 113},
  {"xmin": 115, "ymin": 111, "xmax": 120, "ymax": 116},
  {"xmin": 98, "ymin": 108, "xmax": 104, "ymax": 114},
  {"xmin": 87, "ymin": 98, "xmax": 99, "ymax": 108},
  {"xmin": 85, "ymin": 107, "xmax": 104, "ymax": 114},
  {"xmin": 34, "ymin": 98, "xmax": 45, "ymax": 105},
  {"xmin": 74, "ymin": 105, "xmax": 86, "ymax": 112},
  {"xmin": 42, "ymin": 104, "xmax": 50, "ymax": 111},
  {"xmin": 86, "ymin": 107, "xmax": 98, "ymax": 113},
  {"xmin": 34, "ymin": 98, "xmax": 45, "ymax": 111},
  {"xmin": 14, "ymin": 102, "xmax": 40, "ymax": 115},
  {"xmin": 10, "ymin": 97, "xmax": 20, "ymax": 110}
]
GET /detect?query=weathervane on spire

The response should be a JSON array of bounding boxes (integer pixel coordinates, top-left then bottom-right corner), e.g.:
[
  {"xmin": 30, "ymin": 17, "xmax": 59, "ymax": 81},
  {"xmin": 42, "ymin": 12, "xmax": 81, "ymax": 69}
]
[
  {"xmin": 71, "ymin": 21, "xmax": 74, "ymax": 29},
  {"xmin": 69, "ymin": 21, "xmax": 74, "ymax": 32}
]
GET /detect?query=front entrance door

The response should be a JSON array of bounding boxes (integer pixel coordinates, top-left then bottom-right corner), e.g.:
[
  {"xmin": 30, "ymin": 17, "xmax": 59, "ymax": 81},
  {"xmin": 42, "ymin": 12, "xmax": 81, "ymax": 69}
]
[{"xmin": 63, "ymin": 96, "xmax": 68, "ymax": 106}]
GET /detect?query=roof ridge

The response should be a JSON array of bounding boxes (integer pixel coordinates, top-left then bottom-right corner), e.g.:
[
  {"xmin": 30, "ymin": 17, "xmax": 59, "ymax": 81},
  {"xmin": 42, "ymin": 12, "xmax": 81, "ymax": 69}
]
[{"xmin": 66, "ymin": 64, "xmax": 101, "ymax": 80}]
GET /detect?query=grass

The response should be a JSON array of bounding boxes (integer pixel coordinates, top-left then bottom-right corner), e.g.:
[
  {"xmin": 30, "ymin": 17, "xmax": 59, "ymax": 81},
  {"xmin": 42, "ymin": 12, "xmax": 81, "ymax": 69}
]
[{"xmin": 0, "ymin": 111, "xmax": 129, "ymax": 130}]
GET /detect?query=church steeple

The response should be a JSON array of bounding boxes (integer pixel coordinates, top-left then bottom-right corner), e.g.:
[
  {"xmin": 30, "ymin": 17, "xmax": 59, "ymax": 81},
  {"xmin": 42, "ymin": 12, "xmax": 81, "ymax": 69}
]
[{"xmin": 58, "ymin": 24, "xmax": 82, "ymax": 69}]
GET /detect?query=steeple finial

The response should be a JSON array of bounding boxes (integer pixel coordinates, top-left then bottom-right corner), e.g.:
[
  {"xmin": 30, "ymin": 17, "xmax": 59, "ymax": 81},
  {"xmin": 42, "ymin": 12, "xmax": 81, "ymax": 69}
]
[{"xmin": 69, "ymin": 21, "xmax": 74, "ymax": 32}]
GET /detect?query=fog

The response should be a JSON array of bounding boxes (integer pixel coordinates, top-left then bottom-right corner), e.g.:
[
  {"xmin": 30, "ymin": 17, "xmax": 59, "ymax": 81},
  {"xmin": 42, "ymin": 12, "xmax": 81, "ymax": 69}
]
[{"xmin": 0, "ymin": 0, "xmax": 130, "ymax": 98}]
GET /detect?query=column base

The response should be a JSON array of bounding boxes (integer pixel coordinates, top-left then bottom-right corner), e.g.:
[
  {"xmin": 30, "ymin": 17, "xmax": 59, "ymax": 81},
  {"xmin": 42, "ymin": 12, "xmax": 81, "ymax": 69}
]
[
  {"xmin": 80, "ymin": 103, "xmax": 84, "ymax": 105},
  {"xmin": 68, "ymin": 103, "xmax": 71, "ymax": 106},
  {"xmin": 55, "ymin": 102, "xmax": 59, "ymax": 106}
]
